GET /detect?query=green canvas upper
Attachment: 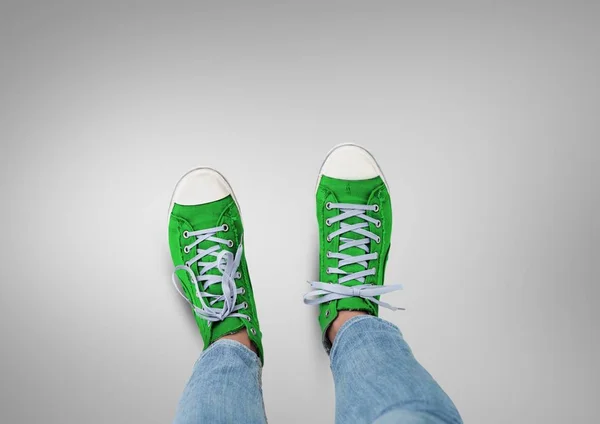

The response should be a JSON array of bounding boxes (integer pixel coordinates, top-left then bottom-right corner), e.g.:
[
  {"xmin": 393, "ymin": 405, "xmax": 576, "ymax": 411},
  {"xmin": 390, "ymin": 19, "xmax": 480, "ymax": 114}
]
[
  {"xmin": 315, "ymin": 175, "xmax": 393, "ymax": 349},
  {"xmin": 169, "ymin": 195, "xmax": 264, "ymax": 363}
]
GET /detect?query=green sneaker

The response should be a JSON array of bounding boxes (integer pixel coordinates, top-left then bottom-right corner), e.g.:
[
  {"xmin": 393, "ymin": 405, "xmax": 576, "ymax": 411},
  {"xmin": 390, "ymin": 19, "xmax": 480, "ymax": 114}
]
[
  {"xmin": 304, "ymin": 144, "xmax": 403, "ymax": 351},
  {"xmin": 168, "ymin": 168, "xmax": 263, "ymax": 363}
]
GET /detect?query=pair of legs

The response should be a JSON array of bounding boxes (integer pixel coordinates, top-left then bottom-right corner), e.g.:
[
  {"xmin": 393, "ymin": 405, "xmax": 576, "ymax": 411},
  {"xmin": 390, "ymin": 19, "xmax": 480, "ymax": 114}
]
[
  {"xmin": 174, "ymin": 313, "xmax": 461, "ymax": 424},
  {"xmin": 168, "ymin": 145, "xmax": 462, "ymax": 423}
]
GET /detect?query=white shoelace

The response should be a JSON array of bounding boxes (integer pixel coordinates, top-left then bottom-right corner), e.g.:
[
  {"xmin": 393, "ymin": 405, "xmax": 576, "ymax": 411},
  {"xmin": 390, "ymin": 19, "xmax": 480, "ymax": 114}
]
[
  {"xmin": 304, "ymin": 203, "xmax": 403, "ymax": 311},
  {"xmin": 172, "ymin": 225, "xmax": 249, "ymax": 322}
]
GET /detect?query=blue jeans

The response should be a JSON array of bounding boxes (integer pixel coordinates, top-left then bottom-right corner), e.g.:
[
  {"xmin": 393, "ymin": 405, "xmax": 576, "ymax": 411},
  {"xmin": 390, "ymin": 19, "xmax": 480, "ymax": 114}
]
[{"xmin": 174, "ymin": 316, "xmax": 462, "ymax": 424}]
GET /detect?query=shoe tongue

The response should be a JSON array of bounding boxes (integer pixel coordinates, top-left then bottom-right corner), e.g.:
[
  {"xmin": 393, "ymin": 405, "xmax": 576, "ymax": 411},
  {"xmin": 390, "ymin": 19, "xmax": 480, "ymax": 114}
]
[
  {"xmin": 210, "ymin": 318, "xmax": 245, "ymax": 344},
  {"xmin": 320, "ymin": 176, "xmax": 385, "ymax": 292},
  {"xmin": 173, "ymin": 195, "xmax": 245, "ymax": 337}
]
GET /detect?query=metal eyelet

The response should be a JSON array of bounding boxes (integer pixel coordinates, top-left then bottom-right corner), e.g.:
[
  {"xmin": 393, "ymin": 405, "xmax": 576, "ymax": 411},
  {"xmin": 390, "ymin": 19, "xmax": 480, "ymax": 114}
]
[
  {"xmin": 183, "ymin": 231, "xmax": 190, "ymax": 238},
  {"xmin": 326, "ymin": 267, "xmax": 332, "ymax": 274},
  {"xmin": 325, "ymin": 310, "xmax": 330, "ymax": 317},
  {"xmin": 242, "ymin": 302, "xmax": 248, "ymax": 309},
  {"xmin": 373, "ymin": 204, "xmax": 380, "ymax": 212},
  {"xmin": 375, "ymin": 236, "xmax": 381, "ymax": 244},
  {"xmin": 326, "ymin": 235, "xmax": 332, "ymax": 242},
  {"xmin": 236, "ymin": 272, "xmax": 242, "ymax": 279},
  {"xmin": 326, "ymin": 202, "xmax": 332, "ymax": 210},
  {"xmin": 240, "ymin": 288, "xmax": 246, "ymax": 295},
  {"xmin": 375, "ymin": 220, "xmax": 381, "ymax": 228},
  {"xmin": 326, "ymin": 251, "xmax": 332, "ymax": 258},
  {"xmin": 184, "ymin": 246, "xmax": 190, "ymax": 253},
  {"xmin": 222, "ymin": 224, "xmax": 229, "ymax": 232},
  {"xmin": 250, "ymin": 328, "xmax": 257, "ymax": 335},
  {"xmin": 227, "ymin": 240, "xmax": 234, "ymax": 248},
  {"xmin": 326, "ymin": 219, "xmax": 331, "ymax": 226},
  {"xmin": 246, "ymin": 316, "xmax": 252, "ymax": 322}
]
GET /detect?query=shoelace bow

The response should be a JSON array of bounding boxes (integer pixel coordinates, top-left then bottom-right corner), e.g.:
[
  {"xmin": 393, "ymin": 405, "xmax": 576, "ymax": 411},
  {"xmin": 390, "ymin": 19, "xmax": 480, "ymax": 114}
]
[
  {"xmin": 304, "ymin": 203, "xmax": 403, "ymax": 311},
  {"xmin": 172, "ymin": 225, "xmax": 249, "ymax": 322}
]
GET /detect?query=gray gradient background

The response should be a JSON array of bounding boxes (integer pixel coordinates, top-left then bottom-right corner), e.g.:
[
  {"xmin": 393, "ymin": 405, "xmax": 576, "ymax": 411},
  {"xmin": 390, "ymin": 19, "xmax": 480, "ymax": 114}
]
[{"xmin": 0, "ymin": 1, "xmax": 598, "ymax": 423}]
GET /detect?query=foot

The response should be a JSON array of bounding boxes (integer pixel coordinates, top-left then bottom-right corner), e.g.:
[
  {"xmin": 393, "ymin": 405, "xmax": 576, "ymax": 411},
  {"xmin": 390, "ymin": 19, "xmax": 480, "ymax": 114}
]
[
  {"xmin": 304, "ymin": 144, "xmax": 403, "ymax": 351},
  {"xmin": 168, "ymin": 168, "xmax": 264, "ymax": 363}
]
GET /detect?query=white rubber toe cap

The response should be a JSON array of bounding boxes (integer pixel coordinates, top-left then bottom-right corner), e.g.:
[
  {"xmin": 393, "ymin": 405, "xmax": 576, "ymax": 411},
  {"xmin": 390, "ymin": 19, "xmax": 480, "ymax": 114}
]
[
  {"xmin": 319, "ymin": 144, "xmax": 385, "ymax": 180},
  {"xmin": 170, "ymin": 168, "xmax": 233, "ymax": 206}
]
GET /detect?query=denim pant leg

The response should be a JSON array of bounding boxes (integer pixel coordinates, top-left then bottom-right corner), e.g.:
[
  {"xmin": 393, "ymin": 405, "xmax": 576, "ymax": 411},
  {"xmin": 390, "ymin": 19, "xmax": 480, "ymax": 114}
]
[
  {"xmin": 173, "ymin": 339, "xmax": 267, "ymax": 424},
  {"xmin": 330, "ymin": 316, "xmax": 462, "ymax": 424}
]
